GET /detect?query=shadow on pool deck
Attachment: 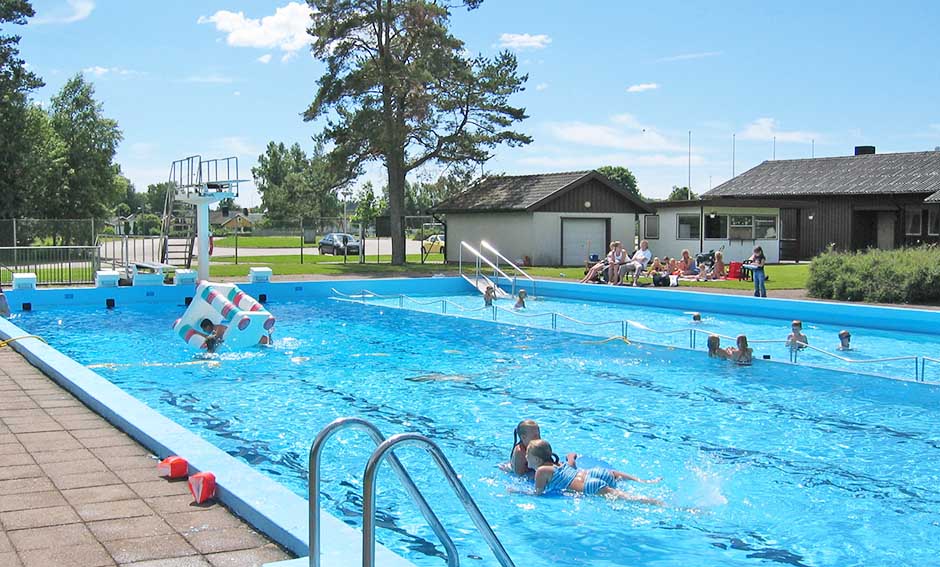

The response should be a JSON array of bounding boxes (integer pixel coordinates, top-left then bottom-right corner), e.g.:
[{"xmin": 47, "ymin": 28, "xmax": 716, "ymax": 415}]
[{"xmin": 0, "ymin": 347, "xmax": 293, "ymax": 567}]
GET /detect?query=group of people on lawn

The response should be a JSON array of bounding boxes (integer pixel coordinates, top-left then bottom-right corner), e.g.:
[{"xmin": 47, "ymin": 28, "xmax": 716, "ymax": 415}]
[{"xmin": 580, "ymin": 240, "xmax": 727, "ymax": 287}]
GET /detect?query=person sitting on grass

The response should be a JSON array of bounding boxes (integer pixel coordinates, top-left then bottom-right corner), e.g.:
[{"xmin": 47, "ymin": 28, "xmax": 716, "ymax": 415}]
[
  {"xmin": 620, "ymin": 240, "xmax": 652, "ymax": 286},
  {"xmin": 679, "ymin": 249, "xmax": 699, "ymax": 276},
  {"xmin": 525, "ymin": 440, "xmax": 663, "ymax": 504}
]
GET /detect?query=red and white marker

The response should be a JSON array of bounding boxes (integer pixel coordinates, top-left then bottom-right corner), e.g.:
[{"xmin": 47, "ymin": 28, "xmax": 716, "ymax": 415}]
[
  {"xmin": 157, "ymin": 456, "xmax": 189, "ymax": 479},
  {"xmin": 188, "ymin": 471, "xmax": 217, "ymax": 504}
]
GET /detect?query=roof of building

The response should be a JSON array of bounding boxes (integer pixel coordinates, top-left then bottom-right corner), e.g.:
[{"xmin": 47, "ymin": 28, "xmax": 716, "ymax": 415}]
[
  {"xmin": 433, "ymin": 170, "xmax": 653, "ymax": 213},
  {"xmin": 703, "ymin": 151, "xmax": 940, "ymax": 199}
]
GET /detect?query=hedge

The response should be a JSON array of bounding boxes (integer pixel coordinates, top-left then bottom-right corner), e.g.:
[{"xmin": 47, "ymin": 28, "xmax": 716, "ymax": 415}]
[{"xmin": 807, "ymin": 245, "xmax": 940, "ymax": 304}]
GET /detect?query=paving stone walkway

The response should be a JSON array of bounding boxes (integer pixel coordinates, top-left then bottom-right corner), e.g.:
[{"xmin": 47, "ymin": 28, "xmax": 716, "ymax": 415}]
[{"xmin": 0, "ymin": 346, "xmax": 293, "ymax": 567}]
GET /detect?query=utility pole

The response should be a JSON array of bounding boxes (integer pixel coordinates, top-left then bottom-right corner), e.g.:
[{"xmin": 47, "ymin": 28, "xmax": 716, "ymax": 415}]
[{"xmin": 687, "ymin": 130, "xmax": 692, "ymax": 201}]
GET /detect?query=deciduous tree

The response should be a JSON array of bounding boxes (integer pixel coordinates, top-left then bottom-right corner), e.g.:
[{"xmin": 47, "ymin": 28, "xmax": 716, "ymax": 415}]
[
  {"xmin": 305, "ymin": 0, "xmax": 531, "ymax": 264},
  {"xmin": 597, "ymin": 165, "xmax": 641, "ymax": 199}
]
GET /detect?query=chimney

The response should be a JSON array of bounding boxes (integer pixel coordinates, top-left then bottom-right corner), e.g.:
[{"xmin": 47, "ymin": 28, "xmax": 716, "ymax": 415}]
[{"xmin": 855, "ymin": 145, "xmax": 876, "ymax": 156}]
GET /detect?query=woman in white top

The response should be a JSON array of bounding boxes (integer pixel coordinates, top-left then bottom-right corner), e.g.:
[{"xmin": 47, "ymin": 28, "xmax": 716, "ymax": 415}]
[{"xmin": 607, "ymin": 241, "xmax": 624, "ymax": 285}]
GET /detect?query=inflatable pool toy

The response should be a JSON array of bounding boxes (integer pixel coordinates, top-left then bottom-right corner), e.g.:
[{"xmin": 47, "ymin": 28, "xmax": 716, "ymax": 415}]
[{"xmin": 173, "ymin": 282, "xmax": 275, "ymax": 350}]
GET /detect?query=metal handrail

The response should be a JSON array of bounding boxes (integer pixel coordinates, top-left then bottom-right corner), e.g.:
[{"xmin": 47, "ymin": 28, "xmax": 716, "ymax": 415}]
[
  {"xmin": 363, "ymin": 433, "xmax": 516, "ymax": 567},
  {"xmin": 921, "ymin": 356, "xmax": 940, "ymax": 382},
  {"xmin": 308, "ymin": 418, "xmax": 459, "ymax": 567},
  {"xmin": 460, "ymin": 241, "xmax": 516, "ymax": 297},
  {"xmin": 480, "ymin": 240, "xmax": 536, "ymax": 298},
  {"xmin": 790, "ymin": 341, "xmax": 921, "ymax": 379}
]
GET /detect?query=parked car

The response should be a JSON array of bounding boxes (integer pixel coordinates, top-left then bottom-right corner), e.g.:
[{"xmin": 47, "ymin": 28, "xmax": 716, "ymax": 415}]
[
  {"xmin": 318, "ymin": 233, "xmax": 360, "ymax": 255},
  {"xmin": 422, "ymin": 234, "xmax": 445, "ymax": 254}
]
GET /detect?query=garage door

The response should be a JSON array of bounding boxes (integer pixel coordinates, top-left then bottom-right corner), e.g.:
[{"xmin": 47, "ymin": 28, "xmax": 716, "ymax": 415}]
[{"xmin": 561, "ymin": 218, "xmax": 607, "ymax": 266}]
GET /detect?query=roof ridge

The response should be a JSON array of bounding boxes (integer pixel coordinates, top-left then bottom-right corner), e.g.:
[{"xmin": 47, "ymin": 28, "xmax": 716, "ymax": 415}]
[{"xmin": 762, "ymin": 150, "xmax": 940, "ymax": 164}]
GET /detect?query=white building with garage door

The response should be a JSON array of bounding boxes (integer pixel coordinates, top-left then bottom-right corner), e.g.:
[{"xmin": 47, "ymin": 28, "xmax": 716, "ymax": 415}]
[{"xmin": 434, "ymin": 170, "xmax": 654, "ymax": 266}]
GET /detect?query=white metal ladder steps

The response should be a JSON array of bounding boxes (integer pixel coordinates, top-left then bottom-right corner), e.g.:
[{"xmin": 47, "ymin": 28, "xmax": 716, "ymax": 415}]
[
  {"xmin": 309, "ymin": 417, "xmax": 515, "ymax": 567},
  {"xmin": 458, "ymin": 242, "xmax": 512, "ymax": 298}
]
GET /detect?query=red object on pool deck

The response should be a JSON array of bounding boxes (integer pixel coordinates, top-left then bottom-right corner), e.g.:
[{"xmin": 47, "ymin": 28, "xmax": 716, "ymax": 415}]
[
  {"xmin": 188, "ymin": 471, "xmax": 217, "ymax": 504},
  {"xmin": 157, "ymin": 456, "xmax": 189, "ymax": 479},
  {"xmin": 727, "ymin": 261, "xmax": 743, "ymax": 280}
]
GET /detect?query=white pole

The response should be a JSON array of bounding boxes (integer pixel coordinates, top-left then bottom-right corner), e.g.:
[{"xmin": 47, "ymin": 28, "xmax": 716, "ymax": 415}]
[{"xmin": 197, "ymin": 201, "xmax": 211, "ymax": 282}]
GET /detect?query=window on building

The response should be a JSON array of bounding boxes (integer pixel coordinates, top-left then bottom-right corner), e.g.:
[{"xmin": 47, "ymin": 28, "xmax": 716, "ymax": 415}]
[
  {"xmin": 677, "ymin": 214, "xmax": 701, "ymax": 239},
  {"xmin": 929, "ymin": 208, "xmax": 940, "ymax": 236},
  {"xmin": 704, "ymin": 214, "xmax": 728, "ymax": 239},
  {"xmin": 906, "ymin": 209, "xmax": 923, "ymax": 236},
  {"xmin": 729, "ymin": 215, "xmax": 754, "ymax": 240},
  {"xmin": 644, "ymin": 215, "xmax": 659, "ymax": 239},
  {"xmin": 754, "ymin": 216, "xmax": 778, "ymax": 239}
]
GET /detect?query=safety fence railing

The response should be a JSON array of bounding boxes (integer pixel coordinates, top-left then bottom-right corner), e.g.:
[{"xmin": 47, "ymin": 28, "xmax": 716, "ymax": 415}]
[
  {"xmin": 333, "ymin": 288, "xmax": 937, "ymax": 384},
  {"xmin": 97, "ymin": 235, "xmax": 165, "ymax": 273},
  {"xmin": 0, "ymin": 246, "xmax": 99, "ymax": 286},
  {"xmin": 789, "ymin": 341, "xmax": 923, "ymax": 381}
]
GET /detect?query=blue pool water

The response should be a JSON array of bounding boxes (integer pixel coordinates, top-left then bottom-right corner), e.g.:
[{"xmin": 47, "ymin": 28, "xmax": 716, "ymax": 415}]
[
  {"xmin": 12, "ymin": 298, "xmax": 940, "ymax": 566},
  {"xmin": 360, "ymin": 291, "xmax": 940, "ymax": 382}
]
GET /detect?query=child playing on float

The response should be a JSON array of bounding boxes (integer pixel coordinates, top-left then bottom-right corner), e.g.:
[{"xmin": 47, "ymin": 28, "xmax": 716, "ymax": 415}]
[
  {"xmin": 507, "ymin": 419, "xmax": 582, "ymax": 475},
  {"xmin": 786, "ymin": 320, "xmax": 808, "ymax": 350},
  {"xmin": 195, "ymin": 318, "xmax": 227, "ymax": 353},
  {"xmin": 526, "ymin": 440, "xmax": 663, "ymax": 504}
]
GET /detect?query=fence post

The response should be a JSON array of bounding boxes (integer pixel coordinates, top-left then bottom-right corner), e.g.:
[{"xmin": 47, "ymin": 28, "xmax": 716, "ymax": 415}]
[
  {"xmin": 12, "ymin": 218, "xmax": 16, "ymax": 264},
  {"xmin": 551, "ymin": 313, "xmax": 557, "ymax": 330},
  {"xmin": 235, "ymin": 229, "xmax": 239, "ymax": 265},
  {"xmin": 67, "ymin": 247, "xmax": 72, "ymax": 284},
  {"xmin": 622, "ymin": 321, "xmax": 627, "ymax": 338},
  {"xmin": 299, "ymin": 219, "xmax": 304, "ymax": 265}
]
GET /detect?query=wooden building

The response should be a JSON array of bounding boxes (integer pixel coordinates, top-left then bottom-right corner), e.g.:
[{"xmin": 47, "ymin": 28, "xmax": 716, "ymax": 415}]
[
  {"xmin": 694, "ymin": 147, "xmax": 940, "ymax": 261},
  {"xmin": 434, "ymin": 170, "xmax": 653, "ymax": 266}
]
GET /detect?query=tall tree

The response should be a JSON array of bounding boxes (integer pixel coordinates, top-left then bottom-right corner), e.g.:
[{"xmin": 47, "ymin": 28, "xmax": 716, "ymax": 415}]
[
  {"xmin": 305, "ymin": 0, "xmax": 531, "ymax": 264},
  {"xmin": 145, "ymin": 181, "xmax": 174, "ymax": 214},
  {"xmin": 48, "ymin": 75, "xmax": 123, "ymax": 227},
  {"xmin": 0, "ymin": 0, "xmax": 45, "ymax": 221},
  {"xmin": 597, "ymin": 165, "xmax": 641, "ymax": 198},
  {"xmin": 667, "ymin": 185, "xmax": 697, "ymax": 201},
  {"xmin": 252, "ymin": 140, "xmax": 342, "ymax": 222}
]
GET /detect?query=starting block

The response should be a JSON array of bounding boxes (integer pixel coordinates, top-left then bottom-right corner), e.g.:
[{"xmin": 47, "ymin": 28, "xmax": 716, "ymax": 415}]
[{"xmin": 12, "ymin": 273, "xmax": 37, "ymax": 290}]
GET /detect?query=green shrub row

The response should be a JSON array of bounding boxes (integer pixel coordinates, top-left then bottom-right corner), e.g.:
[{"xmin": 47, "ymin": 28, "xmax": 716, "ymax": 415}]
[{"xmin": 808, "ymin": 245, "xmax": 940, "ymax": 304}]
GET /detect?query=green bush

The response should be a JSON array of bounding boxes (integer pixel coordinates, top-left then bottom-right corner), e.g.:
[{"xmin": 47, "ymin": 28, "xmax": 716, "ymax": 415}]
[{"xmin": 808, "ymin": 245, "xmax": 940, "ymax": 304}]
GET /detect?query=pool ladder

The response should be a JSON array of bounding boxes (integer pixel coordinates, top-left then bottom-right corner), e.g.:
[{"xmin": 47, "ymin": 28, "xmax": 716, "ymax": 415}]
[{"xmin": 309, "ymin": 417, "xmax": 515, "ymax": 567}]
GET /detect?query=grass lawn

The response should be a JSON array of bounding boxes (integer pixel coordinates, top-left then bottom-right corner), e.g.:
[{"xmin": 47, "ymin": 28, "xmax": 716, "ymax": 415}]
[
  {"xmin": 525, "ymin": 263, "xmax": 810, "ymax": 290},
  {"xmin": 205, "ymin": 253, "xmax": 448, "ymax": 278},
  {"xmin": 213, "ymin": 236, "xmax": 304, "ymax": 248}
]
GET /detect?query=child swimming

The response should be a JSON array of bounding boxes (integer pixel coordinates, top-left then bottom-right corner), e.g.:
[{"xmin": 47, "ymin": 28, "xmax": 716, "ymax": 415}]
[
  {"xmin": 483, "ymin": 285, "xmax": 496, "ymax": 307},
  {"xmin": 509, "ymin": 419, "xmax": 544, "ymax": 475},
  {"xmin": 526, "ymin": 440, "xmax": 662, "ymax": 503},
  {"xmin": 514, "ymin": 289, "xmax": 527, "ymax": 309},
  {"xmin": 786, "ymin": 320, "xmax": 808, "ymax": 350}
]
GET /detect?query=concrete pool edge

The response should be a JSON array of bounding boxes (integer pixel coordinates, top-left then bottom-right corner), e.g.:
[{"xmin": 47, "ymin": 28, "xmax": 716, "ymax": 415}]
[{"xmin": 0, "ymin": 316, "xmax": 419, "ymax": 567}]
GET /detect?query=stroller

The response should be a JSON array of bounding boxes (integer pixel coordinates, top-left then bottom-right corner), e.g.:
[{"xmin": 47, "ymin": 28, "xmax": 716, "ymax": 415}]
[{"xmin": 695, "ymin": 245, "xmax": 725, "ymax": 270}]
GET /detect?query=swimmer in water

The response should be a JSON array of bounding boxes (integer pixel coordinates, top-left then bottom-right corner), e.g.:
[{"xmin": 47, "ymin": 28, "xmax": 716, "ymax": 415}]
[
  {"xmin": 786, "ymin": 320, "xmax": 808, "ymax": 350},
  {"xmin": 707, "ymin": 335, "xmax": 730, "ymax": 360},
  {"xmin": 526, "ymin": 440, "xmax": 663, "ymax": 503},
  {"xmin": 514, "ymin": 289, "xmax": 527, "ymax": 309},
  {"xmin": 196, "ymin": 318, "xmax": 227, "ymax": 353},
  {"xmin": 691, "ymin": 312, "xmax": 702, "ymax": 322},
  {"xmin": 837, "ymin": 329, "xmax": 852, "ymax": 351},
  {"xmin": 484, "ymin": 285, "xmax": 496, "ymax": 307},
  {"xmin": 726, "ymin": 334, "xmax": 753, "ymax": 365}
]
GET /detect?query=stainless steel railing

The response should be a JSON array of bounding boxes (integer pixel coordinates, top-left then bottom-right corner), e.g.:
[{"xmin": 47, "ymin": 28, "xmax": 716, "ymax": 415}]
[
  {"xmin": 459, "ymin": 241, "xmax": 516, "ymax": 298},
  {"xmin": 480, "ymin": 240, "xmax": 536, "ymax": 298},
  {"xmin": 308, "ymin": 417, "xmax": 458, "ymax": 567},
  {"xmin": 362, "ymin": 433, "xmax": 515, "ymax": 567}
]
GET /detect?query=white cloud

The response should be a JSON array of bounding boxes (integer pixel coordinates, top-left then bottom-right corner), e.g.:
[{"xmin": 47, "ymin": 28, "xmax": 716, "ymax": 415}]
[
  {"xmin": 627, "ymin": 83, "xmax": 659, "ymax": 93},
  {"xmin": 517, "ymin": 152, "xmax": 704, "ymax": 170},
  {"xmin": 545, "ymin": 115, "xmax": 679, "ymax": 152},
  {"xmin": 184, "ymin": 74, "xmax": 235, "ymax": 84},
  {"xmin": 535, "ymin": 82, "xmax": 549, "ymax": 91},
  {"xmin": 82, "ymin": 66, "xmax": 140, "ymax": 77},
  {"xmin": 233, "ymin": 91, "xmax": 241, "ymax": 97},
  {"xmin": 931, "ymin": 124, "xmax": 940, "ymax": 131},
  {"xmin": 739, "ymin": 117, "xmax": 818, "ymax": 144},
  {"xmin": 198, "ymin": 2, "xmax": 313, "ymax": 55},
  {"xmin": 33, "ymin": 0, "xmax": 94, "ymax": 24},
  {"xmin": 654, "ymin": 51, "xmax": 722, "ymax": 63},
  {"xmin": 497, "ymin": 33, "xmax": 552, "ymax": 50},
  {"xmin": 257, "ymin": 54, "xmax": 273, "ymax": 64},
  {"xmin": 213, "ymin": 137, "xmax": 262, "ymax": 158}
]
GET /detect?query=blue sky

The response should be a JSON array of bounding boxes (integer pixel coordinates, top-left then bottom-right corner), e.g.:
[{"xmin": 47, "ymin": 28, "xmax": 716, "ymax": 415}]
[{"xmin": 16, "ymin": 0, "xmax": 940, "ymax": 206}]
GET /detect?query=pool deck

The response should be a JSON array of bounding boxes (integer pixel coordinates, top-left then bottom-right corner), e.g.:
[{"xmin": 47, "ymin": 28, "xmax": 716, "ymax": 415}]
[{"xmin": 0, "ymin": 347, "xmax": 292, "ymax": 567}]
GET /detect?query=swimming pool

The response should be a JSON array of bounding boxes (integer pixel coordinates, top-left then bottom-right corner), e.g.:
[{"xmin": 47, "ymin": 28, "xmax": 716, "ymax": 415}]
[
  {"xmin": 12, "ymin": 292, "xmax": 940, "ymax": 567},
  {"xmin": 357, "ymin": 291, "xmax": 940, "ymax": 382}
]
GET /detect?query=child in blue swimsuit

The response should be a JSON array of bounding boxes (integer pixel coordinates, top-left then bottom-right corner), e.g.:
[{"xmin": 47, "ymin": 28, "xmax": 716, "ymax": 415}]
[{"xmin": 526, "ymin": 440, "xmax": 663, "ymax": 504}]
